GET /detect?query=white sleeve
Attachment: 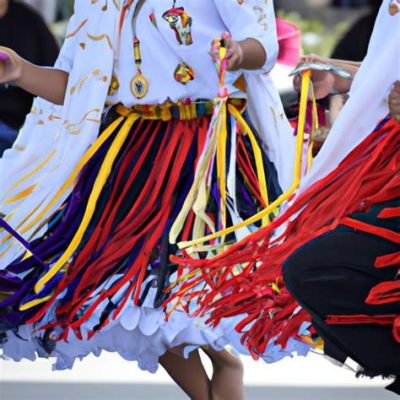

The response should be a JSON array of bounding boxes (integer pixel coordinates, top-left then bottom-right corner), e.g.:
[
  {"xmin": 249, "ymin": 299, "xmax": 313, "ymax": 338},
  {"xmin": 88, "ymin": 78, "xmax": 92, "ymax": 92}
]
[
  {"xmin": 55, "ymin": 2, "xmax": 85, "ymax": 73},
  {"xmin": 213, "ymin": 0, "xmax": 279, "ymax": 73}
]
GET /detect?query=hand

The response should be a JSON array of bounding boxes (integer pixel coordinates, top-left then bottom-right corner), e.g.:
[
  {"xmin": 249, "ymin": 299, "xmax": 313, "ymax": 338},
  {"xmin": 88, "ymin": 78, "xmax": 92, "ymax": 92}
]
[
  {"xmin": 299, "ymin": 54, "xmax": 332, "ymax": 65},
  {"xmin": 293, "ymin": 54, "xmax": 336, "ymax": 99},
  {"xmin": 389, "ymin": 81, "xmax": 400, "ymax": 122},
  {"xmin": 223, "ymin": 37, "xmax": 244, "ymax": 72},
  {"xmin": 0, "ymin": 47, "xmax": 23, "ymax": 85}
]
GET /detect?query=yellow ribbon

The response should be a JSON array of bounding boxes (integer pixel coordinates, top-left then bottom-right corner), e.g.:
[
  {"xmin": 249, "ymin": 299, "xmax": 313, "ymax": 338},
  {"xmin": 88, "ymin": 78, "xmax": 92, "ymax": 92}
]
[
  {"xmin": 228, "ymin": 104, "xmax": 270, "ymax": 226},
  {"xmin": 7, "ymin": 117, "xmax": 125, "ymax": 249},
  {"xmin": 34, "ymin": 114, "xmax": 139, "ymax": 294},
  {"xmin": 307, "ymin": 82, "xmax": 319, "ymax": 172},
  {"xmin": 177, "ymin": 70, "xmax": 312, "ymax": 250}
]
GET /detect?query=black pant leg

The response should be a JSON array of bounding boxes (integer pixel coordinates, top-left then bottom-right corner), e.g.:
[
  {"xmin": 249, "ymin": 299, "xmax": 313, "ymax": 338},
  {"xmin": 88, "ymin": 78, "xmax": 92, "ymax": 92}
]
[{"xmin": 283, "ymin": 228, "xmax": 400, "ymax": 376}]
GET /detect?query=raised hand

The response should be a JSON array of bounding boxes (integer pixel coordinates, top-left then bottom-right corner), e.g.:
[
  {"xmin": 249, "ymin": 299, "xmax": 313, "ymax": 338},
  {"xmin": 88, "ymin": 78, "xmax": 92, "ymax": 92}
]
[
  {"xmin": 293, "ymin": 54, "xmax": 357, "ymax": 100},
  {"xmin": 293, "ymin": 54, "xmax": 336, "ymax": 99},
  {"xmin": 219, "ymin": 32, "xmax": 266, "ymax": 72},
  {"xmin": 223, "ymin": 36, "xmax": 244, "ymax": 71}
]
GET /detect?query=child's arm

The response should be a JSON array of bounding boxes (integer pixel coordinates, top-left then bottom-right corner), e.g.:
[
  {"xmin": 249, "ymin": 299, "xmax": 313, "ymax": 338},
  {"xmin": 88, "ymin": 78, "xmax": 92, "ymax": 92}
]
[
  {"xmin": 224, "ymin": 37, "xmax": 266, "ymax": 71},
  {"xmin": 213, "ymin": 0, "xmax": 279, "ymax": 73},
  {"xmin": 0, "ymin": 47, "xmax": 69, "ymax": 105}
]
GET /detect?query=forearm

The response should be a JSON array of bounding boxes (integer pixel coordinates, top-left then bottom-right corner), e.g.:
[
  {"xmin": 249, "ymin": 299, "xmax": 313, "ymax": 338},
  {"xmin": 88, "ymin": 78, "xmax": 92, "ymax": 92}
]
[
  {"xmin": 330, "ymin": 59, "xmax": 361, "ymax": 71},
  {"xmin": 16, "ymin": 61, "xmax": 69, "ymax": 105},
  {"xmin": 238, "ymin": 38, "xmax": 267, "ymax": 70},
  {"xmin": 330, "ymin": 59, "xmax": 360, "ymax": 94}
]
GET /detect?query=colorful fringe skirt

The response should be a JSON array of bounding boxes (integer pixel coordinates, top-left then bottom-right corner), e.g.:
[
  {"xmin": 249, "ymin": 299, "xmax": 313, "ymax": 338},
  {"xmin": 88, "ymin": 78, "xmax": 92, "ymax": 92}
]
[
  {"xmin": 164, "ymin": 117, "xmax": 399, "ymax": 361},
  {"xmin": 0, "ymin": 99, "xmax": 282, "ymax": 371}
]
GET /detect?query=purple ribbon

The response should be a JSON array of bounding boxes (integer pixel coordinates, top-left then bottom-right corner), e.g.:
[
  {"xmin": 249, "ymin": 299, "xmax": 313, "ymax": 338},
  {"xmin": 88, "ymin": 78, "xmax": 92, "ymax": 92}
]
[{"xmin": 0, "ymin": 217, "xmax": 47, "ymax": 268}]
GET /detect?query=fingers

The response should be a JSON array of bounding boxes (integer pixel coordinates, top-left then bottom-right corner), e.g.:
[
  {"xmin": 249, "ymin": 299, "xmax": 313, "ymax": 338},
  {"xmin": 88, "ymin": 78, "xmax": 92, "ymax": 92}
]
[
  {"xmin": 298, "ymin": 54, "xmax": 330, "ymax": 65},
  {"xmin": 299, "ymin": 54, "xmax": 318, "ymax": 64},
  {"xmin": 293, "ymin": 70, "xmax": 335, "ymax": 99},
  {"xmin": 293, "ymin": 74, "xmax": 302, "ymax": 92},
  {"xmin": 389, "ymin": 81, "xmax": 400, "ymax": 102},
  {"xmin": 0, "ymin": 52, "xmax": 9, "ymax": 62},
  {"xmin": 224, "ymin": 37, "xmax": 243, "ymax": 71},
  {"xmin": 389, "ymin": 81, "xmax": 400, "ymax": 121},
  {"xmin": 227, "ymin": 51, "xmax": 242, "ymax": 71},
  {"xmin": 0, "ymin": 47, "xmax": 22, "ymax": 84}
]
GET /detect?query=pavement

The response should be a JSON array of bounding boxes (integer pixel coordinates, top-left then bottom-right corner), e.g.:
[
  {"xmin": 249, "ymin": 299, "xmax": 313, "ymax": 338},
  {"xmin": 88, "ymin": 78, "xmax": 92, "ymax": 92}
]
[
  {"xmin": 2, "ymin": 352, "xmax": 399, "ymax": 400},
  {"xmin": 2, "ymin": 382, "xmax": 400, "ymax": 400}
]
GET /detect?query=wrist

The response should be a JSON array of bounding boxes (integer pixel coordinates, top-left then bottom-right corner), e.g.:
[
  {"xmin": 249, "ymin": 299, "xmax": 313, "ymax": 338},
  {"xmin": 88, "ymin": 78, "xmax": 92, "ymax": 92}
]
[
  {"xmin": 236, "ymin": 43, "xmax": 244, "ymax": 69},
  {"xmin": 331, "ymin": 76, "xmax": 353, "ymax": 95},
  {"xmin": 13, "ymin": 58, "xmax": 25, "ymax": 87},
  {"xmin": 238, "ymin": 38, "xmax": 266, "ymax": 70}
]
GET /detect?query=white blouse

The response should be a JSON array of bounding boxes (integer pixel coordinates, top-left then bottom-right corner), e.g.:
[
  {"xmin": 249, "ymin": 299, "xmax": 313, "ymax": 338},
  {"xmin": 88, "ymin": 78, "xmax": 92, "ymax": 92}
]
[
  {"xmin": 106, "ymin": 0, "xmax": 278, "ymax": 106},
  {"xmin": 1, "ymin": 0, "xmax": 295, "ymax": 270}
]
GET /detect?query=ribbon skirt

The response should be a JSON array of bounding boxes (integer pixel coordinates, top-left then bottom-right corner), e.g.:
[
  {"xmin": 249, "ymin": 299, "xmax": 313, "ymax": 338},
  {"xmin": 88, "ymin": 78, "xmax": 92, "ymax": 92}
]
[{"xmin": 0, "ymin": 102, "xmax": 281, "ymax": 344}]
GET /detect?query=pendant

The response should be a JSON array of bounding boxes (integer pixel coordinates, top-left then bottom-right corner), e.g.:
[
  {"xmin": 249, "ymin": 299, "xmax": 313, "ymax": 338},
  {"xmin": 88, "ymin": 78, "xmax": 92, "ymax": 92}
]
[
  {"xmin": 174, "ymin": 62, "xmax": 195, "ymax": 85},
  {"xmin": 131, "ymin": 72, "xmax": 149, "ymax": 99},
  {"xmin": 163, "ymin": 7, "xmax": 193, "ymax": 46}
]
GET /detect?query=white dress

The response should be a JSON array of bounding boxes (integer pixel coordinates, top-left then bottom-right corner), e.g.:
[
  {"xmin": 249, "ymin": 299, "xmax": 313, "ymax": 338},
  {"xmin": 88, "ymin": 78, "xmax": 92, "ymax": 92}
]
[{"xmin": 0, "ymin": 0, "xmax": 302, "ymax": 373}]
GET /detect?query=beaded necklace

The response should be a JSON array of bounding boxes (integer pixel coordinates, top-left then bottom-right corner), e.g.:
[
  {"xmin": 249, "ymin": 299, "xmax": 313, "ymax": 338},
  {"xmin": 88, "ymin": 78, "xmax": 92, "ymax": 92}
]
[{"xmin": 120, "ymin": 0, "xmax": 195, "ymax": 99}]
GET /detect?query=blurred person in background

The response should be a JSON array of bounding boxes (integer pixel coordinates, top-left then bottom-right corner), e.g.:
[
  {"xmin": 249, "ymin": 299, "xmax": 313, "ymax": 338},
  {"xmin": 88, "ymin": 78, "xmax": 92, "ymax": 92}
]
[
  {"xmin": 332, "ymin": 0, "xmax": 369, "ymax": 7},
  {"xmin": 331, "ymin": 0, "xmax": 381, "ymax": 61},
  {"xmin": 0, "ymin": 0, "xmax": 59, "ymax": 155}
]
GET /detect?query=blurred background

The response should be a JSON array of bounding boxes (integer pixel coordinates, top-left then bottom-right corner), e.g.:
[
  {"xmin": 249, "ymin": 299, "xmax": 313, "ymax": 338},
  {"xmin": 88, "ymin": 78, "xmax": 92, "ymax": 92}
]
[{"xmin": 1, "ymin": 1, "xmax": 394, "ymax": 399}]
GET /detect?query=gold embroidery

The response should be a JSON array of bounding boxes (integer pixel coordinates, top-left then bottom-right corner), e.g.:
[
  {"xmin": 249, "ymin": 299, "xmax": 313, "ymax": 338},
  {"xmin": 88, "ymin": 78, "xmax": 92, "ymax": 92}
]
[
  {"xmin": 66, "ymin": 19, "xmax": 88, "ymax": 39},
  {"xmin": 63, "ymin": 108, "xmax": 102, "ymax": 135},
  {"xmin": 49, "ymin": 114, "xmax": 62, "ymax": 121},
  {"xmin": 87, "ymin": 33, "xmax": 113, "ymax": 50}
]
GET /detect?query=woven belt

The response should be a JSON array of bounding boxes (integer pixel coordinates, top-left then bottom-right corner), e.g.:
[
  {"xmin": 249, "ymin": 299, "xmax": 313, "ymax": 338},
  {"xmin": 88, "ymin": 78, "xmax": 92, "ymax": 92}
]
[{"xmin": 115, "ymin": 98, "xmax": 246, "ymax": 121}]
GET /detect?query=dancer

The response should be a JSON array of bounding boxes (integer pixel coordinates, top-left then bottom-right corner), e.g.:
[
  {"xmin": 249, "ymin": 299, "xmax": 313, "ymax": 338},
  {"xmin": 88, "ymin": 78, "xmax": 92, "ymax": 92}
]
[
  {"xmin": 0, "ymin": 1, "xmax": 290, "ymax": 399},
  {"xmin": 165, "ymin": 0, "xmax": 400, "ymax": 394}
]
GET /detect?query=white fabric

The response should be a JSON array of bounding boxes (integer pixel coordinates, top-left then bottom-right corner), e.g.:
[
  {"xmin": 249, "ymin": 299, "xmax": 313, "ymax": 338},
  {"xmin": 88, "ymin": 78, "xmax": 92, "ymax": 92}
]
[
  {"xmin": 0, "ymin": 0, "xmax": 295, "ymax": 267},
  {"xmin": 108, "ymin": 0, "xmax": 279, "ymax": 105},
  {"xmin": 2, "ymin": 287, "xmax": 240, "ymax": 373},
  {"xmin": 245, "ymin": 73, "xmax": 296, "ymax": 191},
  {"xmin": 0, "ymin": 0, "xmax": 300, "ymax": 370},
  {"xmin": 297, "ymin": 0, "xmax": 400, "ymax": 194},
  {"xmin": 0, "ymin": 1, "xmax": 116, "ymax": 267}
]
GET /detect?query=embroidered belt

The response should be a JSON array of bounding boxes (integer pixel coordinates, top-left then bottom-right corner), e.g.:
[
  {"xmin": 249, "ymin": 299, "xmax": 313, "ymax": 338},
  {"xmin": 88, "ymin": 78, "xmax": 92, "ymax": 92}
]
[{"xmin": 115, "ymin": 98, "xmax": 246, "ymax": 121}]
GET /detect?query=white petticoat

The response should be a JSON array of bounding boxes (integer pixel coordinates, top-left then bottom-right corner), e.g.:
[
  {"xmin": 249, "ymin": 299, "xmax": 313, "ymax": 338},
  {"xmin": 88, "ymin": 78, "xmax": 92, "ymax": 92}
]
[{"xmin": 1, "ymin": 287, "xmax": 240, "ymax": 374}]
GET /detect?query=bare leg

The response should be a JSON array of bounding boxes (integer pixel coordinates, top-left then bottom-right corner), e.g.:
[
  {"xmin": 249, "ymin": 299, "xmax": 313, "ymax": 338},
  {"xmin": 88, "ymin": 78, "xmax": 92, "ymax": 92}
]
[
  {"xmin": 202, "ymin": 347, "xmax": 244, "ymax": 400},
  {"xmin": 160, "ymin": 349, "xmax": 211, "ymax": 400}
]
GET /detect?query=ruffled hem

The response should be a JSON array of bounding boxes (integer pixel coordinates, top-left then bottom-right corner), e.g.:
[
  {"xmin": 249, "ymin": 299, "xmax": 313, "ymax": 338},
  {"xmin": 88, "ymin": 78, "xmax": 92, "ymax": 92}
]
[{"xmin": 1, "ymin": 291, "xmax": 239, "ymax": 373}]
